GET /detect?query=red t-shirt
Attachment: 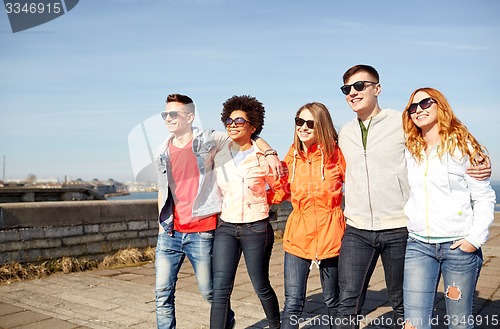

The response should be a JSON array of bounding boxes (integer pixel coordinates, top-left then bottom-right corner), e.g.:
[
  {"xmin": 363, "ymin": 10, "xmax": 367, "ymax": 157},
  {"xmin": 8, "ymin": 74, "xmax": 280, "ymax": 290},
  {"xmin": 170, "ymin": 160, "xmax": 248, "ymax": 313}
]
[{"xmin": 168, "ymin": 140, "xmax": 217, "ymax": 233}]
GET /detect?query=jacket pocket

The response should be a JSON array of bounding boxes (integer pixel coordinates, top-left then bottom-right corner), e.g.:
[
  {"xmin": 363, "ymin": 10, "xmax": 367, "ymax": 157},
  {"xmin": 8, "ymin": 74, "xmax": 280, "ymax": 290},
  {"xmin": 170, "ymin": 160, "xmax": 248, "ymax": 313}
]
[
  {"xmin": 197, "ymin": 140, "xmax": 216, "ymax": 155},
  {"xmin": 396, "ymin": 174, "xmax": 410, "ymax": 203},
  {"xmin": 248, "ymin": 202, "xmax": 270, "ymax": 216}
]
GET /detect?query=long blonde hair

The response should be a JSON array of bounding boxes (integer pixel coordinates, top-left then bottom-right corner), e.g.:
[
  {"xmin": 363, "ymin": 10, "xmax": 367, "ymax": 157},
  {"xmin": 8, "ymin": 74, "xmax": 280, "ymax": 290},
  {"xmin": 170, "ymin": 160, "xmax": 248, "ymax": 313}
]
[
  {"xmin": 402, "ymin": 87, "xmax": 486, "ymax": 165},
  {"xmin": 293, "ymin": 102, "xmax": 338, "ymax": 161}
]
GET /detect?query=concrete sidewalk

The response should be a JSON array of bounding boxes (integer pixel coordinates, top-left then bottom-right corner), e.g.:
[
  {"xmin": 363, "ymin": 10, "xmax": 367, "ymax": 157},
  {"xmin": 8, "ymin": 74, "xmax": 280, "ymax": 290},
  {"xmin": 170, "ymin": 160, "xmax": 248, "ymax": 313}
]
[{"xmin": 1, "ymin": 215, "xmax": 499, "ymax": 329}]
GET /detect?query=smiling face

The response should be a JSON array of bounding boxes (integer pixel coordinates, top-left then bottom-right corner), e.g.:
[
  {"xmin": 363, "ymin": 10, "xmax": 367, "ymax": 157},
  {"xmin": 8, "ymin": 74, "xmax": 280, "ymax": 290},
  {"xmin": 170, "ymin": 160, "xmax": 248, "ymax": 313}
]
[
  {"xmin": 296, "ymin": 109, "xmax": 317, "ymax": 149},
  {"xmin": 410, "ymin": 91, "xmax": 438, "ymax": 132},
  {"xmin": 225, "ymin": 110, "xmax": 256, "ymax": 146},
  {"xmin": 163, "ymin": 102, "xmax": 194, "ymax": 135},
  {"xmin": 344, "ymin": 71, "xmax": 381, "ymax": 120}
]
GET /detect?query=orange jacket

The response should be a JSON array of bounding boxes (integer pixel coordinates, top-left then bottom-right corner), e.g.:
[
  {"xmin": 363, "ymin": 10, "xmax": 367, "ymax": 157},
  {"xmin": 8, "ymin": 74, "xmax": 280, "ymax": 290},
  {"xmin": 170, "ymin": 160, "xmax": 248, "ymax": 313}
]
[{"xmin": 272, "ymin": 143, "xmax": 346, "ymax": 261}]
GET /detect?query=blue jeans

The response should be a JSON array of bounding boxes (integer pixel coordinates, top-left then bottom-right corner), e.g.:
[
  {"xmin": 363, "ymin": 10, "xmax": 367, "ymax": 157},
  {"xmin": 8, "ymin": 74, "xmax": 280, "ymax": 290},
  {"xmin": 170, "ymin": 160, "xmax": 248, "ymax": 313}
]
[
  {"xmin": 210, "ymin": 218, "xmax": 281, "ymax": 329},
  {"xmin": 336, "ymin": 225, "xmax": 407, "ymax": 329},
  {"xmin": 155, "ymin": 230, "xmax": 214, "ymax": 329},
  {"xmin": 282, "ymin": 252, "xmax": 339, "ymax": 329},
  {"xmin": 403, "ymin": 237, "xmax": 483, "ymax": 329}
]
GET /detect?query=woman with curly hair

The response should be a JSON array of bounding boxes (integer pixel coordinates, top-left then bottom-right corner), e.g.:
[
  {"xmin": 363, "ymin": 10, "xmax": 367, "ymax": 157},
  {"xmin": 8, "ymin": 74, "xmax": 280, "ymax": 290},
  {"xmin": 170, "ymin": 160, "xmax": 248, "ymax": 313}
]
[
  {"xmin": 210, "ymin": 95, "xmax": 281, "ymax": 329},
  {"xmin": 402, "ymin": 87, "xmax": 496, "ymax": 329}
]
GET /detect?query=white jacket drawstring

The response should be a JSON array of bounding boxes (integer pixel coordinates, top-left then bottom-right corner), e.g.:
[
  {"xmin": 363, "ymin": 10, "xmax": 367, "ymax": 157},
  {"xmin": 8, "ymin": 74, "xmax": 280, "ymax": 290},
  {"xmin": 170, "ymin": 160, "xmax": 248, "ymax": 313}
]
[{"xmin": 446, "ymin": 153, "xmax": 452, "ymax": 193}]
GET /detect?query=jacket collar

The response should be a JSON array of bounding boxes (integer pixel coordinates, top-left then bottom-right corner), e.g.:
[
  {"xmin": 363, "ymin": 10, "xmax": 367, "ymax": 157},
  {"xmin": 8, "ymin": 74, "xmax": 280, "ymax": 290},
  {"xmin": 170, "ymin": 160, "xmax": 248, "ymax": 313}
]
[
  {"xmin": 352, "ymin": 108, "xmax": 390, "ymax": 126},
  {"xmin": 157, "ymin": 126, "xmax": 203, "ymax": 155}
]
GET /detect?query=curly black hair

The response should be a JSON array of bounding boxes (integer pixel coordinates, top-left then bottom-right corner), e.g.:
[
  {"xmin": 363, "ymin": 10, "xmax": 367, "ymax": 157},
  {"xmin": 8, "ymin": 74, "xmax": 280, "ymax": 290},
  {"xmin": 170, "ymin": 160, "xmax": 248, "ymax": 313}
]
[{"xmin": 221, "ymin": 95, "xmax": 265, "ymax": 139}]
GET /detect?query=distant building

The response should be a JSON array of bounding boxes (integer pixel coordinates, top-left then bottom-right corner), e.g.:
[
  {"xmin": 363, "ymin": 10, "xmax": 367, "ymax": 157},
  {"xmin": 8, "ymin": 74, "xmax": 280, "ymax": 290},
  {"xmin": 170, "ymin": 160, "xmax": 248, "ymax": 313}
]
[
  {"xmin": 1, "ymin": 177, "xmax": 129, "ymax": 199},
  {"xmin": 125, "ymin": 181, "xmax": 158, "ymax": 192},
  {"xmin": 63, "ymin": 179, "xmax": 128, "ymax": 197}
]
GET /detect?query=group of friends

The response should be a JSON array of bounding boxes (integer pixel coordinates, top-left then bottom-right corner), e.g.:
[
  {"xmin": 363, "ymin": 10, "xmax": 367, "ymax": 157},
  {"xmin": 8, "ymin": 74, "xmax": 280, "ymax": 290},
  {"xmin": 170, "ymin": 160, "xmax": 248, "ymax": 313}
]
[{"xmin": 153, "ymin": 64, "xmax": 496, "ymax": 329}]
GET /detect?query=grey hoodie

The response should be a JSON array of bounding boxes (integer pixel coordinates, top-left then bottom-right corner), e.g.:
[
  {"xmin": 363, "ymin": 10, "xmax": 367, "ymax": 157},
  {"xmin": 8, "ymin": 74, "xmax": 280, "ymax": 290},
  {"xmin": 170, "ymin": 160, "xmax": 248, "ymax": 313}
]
[{"xmin": 339, "ymin": 109, "xmax": 409, "ymax": 230}]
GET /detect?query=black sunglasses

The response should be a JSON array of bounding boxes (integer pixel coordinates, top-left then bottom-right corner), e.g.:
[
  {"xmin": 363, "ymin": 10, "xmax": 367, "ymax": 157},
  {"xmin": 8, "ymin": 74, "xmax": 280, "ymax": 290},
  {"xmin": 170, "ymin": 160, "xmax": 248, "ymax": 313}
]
[
  {"xmin": 225, "ymin": 117, "xmax": 251, "ymax": 127},
  {"xmin": 161, "ymin": 111, "xmax": 188, "ymax": 120},
  {"xmin": 295, "ymin": 117, "xmax": 314, "ymax": 129},
  {"xmin": 407, "ymin": 97, "xmax": 436, "ymax": 115},
  {"xmin": 340, "ymin": 80, "xmax": 378, "ymax": 95}
]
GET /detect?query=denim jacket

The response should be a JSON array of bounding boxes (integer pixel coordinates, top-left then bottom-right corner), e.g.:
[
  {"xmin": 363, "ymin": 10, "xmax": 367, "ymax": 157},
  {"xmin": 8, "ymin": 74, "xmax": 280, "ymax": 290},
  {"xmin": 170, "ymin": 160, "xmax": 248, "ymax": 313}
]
[{"xmin": 156, "ymin": 127, "xmax": 228, "ymax": 234}]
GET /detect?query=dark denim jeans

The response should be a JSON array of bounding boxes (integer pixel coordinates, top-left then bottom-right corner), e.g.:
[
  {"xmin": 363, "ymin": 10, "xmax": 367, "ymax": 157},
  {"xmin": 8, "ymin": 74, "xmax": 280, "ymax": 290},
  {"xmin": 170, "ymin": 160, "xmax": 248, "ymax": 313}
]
[
  {"xmin": 282, "ymin": 252, "xmax": 339, "ymax": 329},
  {"xmin": 210, "ymin": 218, "xmax": 280, "ymax": 329},
  {"xmin": 335, "ymin": 225, "xmax": 407, "ymax": 329}
]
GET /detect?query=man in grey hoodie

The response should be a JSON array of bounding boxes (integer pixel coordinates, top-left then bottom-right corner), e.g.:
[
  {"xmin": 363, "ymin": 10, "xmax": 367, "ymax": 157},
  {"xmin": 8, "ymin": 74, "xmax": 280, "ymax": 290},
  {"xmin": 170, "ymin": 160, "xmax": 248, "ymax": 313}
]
[{"xmin": 335, "ymin": 65, "xmax": 491, "ymax": 329}]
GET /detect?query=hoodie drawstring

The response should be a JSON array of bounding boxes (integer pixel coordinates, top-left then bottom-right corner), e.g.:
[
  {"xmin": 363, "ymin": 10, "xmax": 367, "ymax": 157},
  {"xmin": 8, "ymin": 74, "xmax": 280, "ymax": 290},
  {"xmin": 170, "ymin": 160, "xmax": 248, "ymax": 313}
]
[
  {"xmin": 291, "ymin": 147, "xmax": 326, "ymax": 181},
  {"xmin": 318, "ymin": 145, "xmax": 325, "ymax": 181},
  {"xmin": 291, "ymin": 150, "xmax": 298, "ymax": 182}
]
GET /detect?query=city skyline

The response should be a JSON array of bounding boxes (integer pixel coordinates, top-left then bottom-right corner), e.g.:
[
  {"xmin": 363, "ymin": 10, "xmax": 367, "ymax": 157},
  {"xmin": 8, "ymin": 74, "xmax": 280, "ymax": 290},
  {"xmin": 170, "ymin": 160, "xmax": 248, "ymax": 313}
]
[{"xmin": 1, "ymin": 0, "xmax": 499, "ymax": 182}]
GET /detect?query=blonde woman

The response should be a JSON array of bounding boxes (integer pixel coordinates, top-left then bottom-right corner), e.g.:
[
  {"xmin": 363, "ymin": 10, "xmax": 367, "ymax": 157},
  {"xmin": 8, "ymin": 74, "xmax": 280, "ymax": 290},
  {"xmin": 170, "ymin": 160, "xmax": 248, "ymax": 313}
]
[
  {"xmin": 402, "ymin": 88, "xmax": 496, "ymax": 329},
  {"xmin": 273, "ymin": 102, "xmax": 345, "ymax": 329}
]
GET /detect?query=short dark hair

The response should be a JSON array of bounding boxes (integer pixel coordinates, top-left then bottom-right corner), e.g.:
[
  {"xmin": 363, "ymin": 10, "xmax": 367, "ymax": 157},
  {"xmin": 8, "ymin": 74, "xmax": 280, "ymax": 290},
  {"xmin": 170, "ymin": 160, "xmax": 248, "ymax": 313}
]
[
  {"xmin": 221, "ymin": 95, "xmax": 265, "ymax": 139},
  {"xmin": 343, "ymin": 64, "xmax": 380, "ymax": 84},
  {"xmin": 165, "ymin": 93, "xmax": 195, "ymax": 113},
  {"xmin": 166, "ymin": 93, "xmax": 193, "ymax": 105}
]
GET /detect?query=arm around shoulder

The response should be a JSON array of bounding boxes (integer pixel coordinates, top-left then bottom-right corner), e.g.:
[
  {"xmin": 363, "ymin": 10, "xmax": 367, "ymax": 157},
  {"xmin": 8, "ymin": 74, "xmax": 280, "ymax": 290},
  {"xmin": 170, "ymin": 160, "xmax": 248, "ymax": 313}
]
[{"xmin": 464, "ymin": 171, "xmax": 496, "ymax": 248}]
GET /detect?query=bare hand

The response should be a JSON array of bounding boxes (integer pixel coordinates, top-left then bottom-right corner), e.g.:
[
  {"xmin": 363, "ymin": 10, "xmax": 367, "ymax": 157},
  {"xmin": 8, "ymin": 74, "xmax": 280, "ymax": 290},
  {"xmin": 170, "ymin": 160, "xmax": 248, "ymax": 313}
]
[
  {"xmin": 450, "ymin": 239, "xmax": 477, "ymax": 253},
  {"xmin": 466, "ymin": 155, "xmax": 491, "ymax": 181},
  {"xmin": 265, "ymin": 156, "xmax": 287, "ymax": 179}
]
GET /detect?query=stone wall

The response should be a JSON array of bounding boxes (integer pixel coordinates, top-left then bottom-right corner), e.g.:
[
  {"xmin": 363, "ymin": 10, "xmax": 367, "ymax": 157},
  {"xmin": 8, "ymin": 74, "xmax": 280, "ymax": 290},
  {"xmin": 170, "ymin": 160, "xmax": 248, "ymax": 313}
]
[
  {"xmin": 0, "ymin": 200, "xmax": 158, "ymax": 264},
  {"xmin": 0, "ymin": 200, "xmax": 291, "ymax": 264}
]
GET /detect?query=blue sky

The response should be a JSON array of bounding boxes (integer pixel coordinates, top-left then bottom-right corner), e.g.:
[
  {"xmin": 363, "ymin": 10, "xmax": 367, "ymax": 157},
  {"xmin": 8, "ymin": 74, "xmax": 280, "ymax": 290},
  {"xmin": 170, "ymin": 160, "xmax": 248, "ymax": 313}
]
[{"xmin": 1, "ymin": 0, "xmax": 499, "ymax": 183}]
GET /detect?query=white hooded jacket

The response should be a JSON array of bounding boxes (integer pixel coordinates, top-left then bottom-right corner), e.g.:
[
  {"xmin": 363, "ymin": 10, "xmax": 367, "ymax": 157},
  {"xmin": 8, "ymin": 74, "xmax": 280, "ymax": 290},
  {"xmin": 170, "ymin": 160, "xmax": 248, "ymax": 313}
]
[{"xmin": 404, "ymin": 147, "xmax": 496, "ymax": 248}]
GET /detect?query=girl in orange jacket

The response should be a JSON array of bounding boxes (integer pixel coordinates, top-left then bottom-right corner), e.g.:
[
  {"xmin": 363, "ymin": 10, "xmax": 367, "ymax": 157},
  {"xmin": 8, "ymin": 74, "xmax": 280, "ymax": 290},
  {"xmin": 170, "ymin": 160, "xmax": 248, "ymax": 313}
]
[{"xmin": 273, "ymin": 102, "xmax": 346, "ymax": 329}]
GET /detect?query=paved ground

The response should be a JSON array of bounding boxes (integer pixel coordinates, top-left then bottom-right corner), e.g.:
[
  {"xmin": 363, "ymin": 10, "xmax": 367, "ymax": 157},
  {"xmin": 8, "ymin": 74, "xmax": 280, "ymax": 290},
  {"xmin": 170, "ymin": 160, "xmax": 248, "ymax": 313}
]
[{"xmin": 1, "ymin": 214, "xmax": 499, "ymax": 329}]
